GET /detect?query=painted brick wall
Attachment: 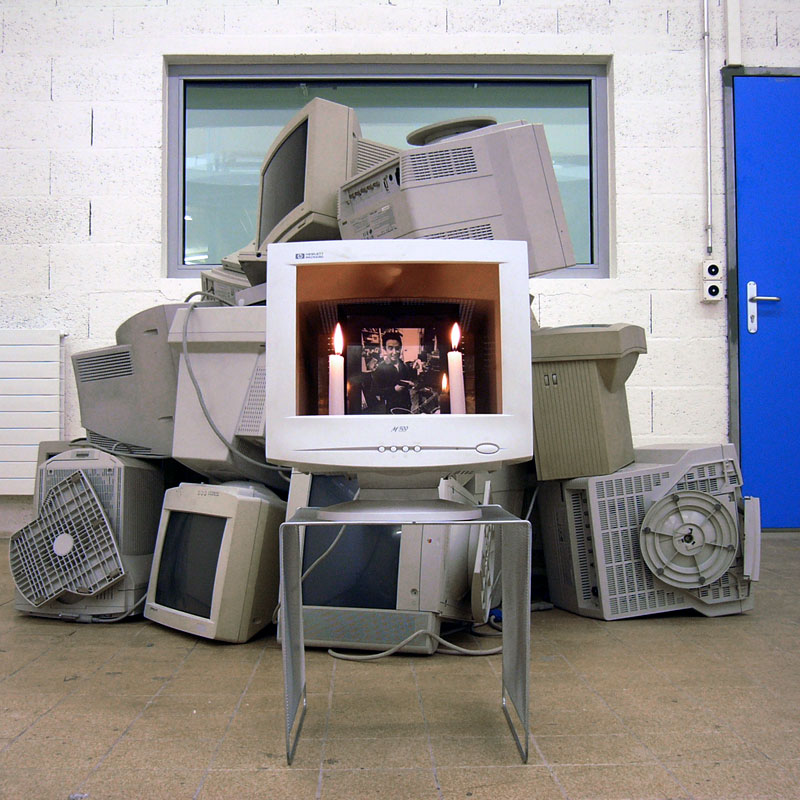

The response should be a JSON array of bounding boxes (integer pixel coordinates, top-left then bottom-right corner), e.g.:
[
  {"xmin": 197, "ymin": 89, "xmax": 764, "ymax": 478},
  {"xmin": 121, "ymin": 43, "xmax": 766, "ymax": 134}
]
[{"xmin": 0, "ymin": 0, "xmax": 797, "ymax": 529}]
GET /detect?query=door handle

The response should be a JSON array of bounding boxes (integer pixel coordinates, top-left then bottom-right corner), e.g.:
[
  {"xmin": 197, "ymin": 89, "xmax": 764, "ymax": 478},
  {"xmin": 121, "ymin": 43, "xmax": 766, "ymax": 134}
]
[{"xmin": 747, "ymin": 281, "xmax": 781, "ymax": 333}]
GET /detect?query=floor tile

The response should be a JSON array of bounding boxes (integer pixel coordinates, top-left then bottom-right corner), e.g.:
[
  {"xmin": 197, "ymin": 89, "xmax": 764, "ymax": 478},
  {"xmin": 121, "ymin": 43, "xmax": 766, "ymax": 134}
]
[
  {"xmin": 78, "ymin": 766, "xmax": 208, "ymax": 800},
  {"xmin": 199, "ymin": 767, "xmax": 320, "ymax": 799},
  {"xmin": 323, "ymin": 734, "xmax": 431, "ymax": 769},
  {"xmin": 665, "ymin": 758, "xmax": 800, "ymax": 799},
  {"xmin": 551, "ymin": 762, "xmax": 690, "ymax": 799},
  {"xmin": 320, "ymin": 767, "xmax": 440, "ymax": 799},
  {"xmin": 534, "ymin": 732, "xmax": 657, "ymax": 765},
  {"xmin": 429, "ymin": 734, "xmax": 540, "ymax": 767},
  {"xmin": 436, "ymin": 765, "xmax": 563, "ymax": 799}
]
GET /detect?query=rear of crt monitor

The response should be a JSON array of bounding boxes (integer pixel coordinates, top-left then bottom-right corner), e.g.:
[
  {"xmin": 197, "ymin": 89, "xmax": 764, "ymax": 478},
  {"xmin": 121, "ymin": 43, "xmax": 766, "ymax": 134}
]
[
  {"xmin": 168, "ymin": 306, "xmax": 280, "ymax": 489},
  {"xmin": 72, "ymin": 304, "xmax": 182, "ymax": 457},
  {"xmin": 337, "ymin": 121, "xmax": 575, "ymax": 276},
  {"xmin": 530, "ymin": 323, "xmax": 647, "ymax": 480},
  {"xmin": 264, "ymin": 239, "xmax": 533, "ymax": 476},
  {"xmin": 536, "ymin": 444, "xmax": 760, "ymax": 620},
  {"xmin": 144, "ymin": 482, "xmax": 285, "ymax": 643},
  {"xmin": 15, "ymin": 447, "xmax": 164, "ymax": 621}
]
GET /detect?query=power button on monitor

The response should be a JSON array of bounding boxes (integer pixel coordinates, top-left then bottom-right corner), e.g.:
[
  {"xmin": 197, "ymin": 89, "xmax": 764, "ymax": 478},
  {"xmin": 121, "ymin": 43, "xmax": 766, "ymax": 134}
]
[{"xmin": 476, "ymin": 442, "xmax": 500, "ymax": 455}]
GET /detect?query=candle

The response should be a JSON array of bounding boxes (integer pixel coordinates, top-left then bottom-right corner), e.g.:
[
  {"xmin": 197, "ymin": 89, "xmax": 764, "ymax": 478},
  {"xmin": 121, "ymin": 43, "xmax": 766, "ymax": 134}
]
[
  {"xmin": 447, "ymin": 323, "xmax": 466, "ymax": 414},
  {"xmin": 328, "ymin": 323, "xmax": 345, "ymax": 415},
  {"xmin": 439, "ymin": 372, "xmax": 451, "ymax": 414}
]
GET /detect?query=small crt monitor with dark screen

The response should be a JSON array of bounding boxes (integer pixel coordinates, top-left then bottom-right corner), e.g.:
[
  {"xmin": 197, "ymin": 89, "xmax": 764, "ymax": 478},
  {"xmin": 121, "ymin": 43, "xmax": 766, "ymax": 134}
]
[{"xmin": 144, "ymin": 482, "xmax": 286, "ymax": 643}]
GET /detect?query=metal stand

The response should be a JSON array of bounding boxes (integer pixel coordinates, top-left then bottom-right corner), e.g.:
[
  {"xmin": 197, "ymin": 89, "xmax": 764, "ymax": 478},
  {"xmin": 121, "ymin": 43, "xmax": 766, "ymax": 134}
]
[{"xmin": 279, "ymin": 503, "xmax": 531, "ymax": 764}]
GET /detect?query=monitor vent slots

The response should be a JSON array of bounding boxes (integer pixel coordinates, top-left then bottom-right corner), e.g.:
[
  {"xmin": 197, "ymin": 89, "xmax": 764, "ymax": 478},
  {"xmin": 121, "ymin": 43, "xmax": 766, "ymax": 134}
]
[
  {"xmin": 74, "ymin": 350, "xmax": 134, "ymax": 382},
  {"xmin": 402, "ymin": 146, "xmax": 478, "ymax": 183},
  {"xmin": 85, "ymin": 431, "xmax": 155, "ymax": 457},
  {"xmin": 354, "ymin": 139, "xmax": 401, "ymax": 175},
  {"xmin": 236, "ymin": 364, "xmax": 267, "ymax": 439},
  {"xmin": 568, "ymin": 491, "xmax": 593, "ymax": 603},
  {"xmin": 424, "ymin": 224, "xmax": 495, "ymax": 241},
  {"xmin": 675, "ymin": 458, "xmax": 739, "ymax": 495}
]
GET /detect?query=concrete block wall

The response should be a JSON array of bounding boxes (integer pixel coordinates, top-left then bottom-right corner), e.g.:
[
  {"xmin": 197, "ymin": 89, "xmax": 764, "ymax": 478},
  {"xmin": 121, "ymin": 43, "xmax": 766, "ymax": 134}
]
[{"xmin": 0, "ymin": 0, "xmax": 797, "ymax": 532}]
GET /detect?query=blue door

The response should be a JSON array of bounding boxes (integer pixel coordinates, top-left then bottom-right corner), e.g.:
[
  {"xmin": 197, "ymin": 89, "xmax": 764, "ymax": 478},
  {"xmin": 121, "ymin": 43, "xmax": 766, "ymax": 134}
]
[{"xmin": 733, "ymin": 75, "xmax": 800, "ymax": 528}]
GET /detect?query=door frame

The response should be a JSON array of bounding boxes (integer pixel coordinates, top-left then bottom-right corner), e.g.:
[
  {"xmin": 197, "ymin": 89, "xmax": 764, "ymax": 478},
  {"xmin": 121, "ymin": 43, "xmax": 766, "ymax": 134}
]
[{"xmin": 722, "ymin": 66, "xmax": 800, "ymax": 458}]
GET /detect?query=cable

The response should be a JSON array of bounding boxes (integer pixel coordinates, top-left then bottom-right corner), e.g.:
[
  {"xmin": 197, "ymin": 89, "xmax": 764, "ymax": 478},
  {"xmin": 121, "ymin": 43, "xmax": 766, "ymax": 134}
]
[
  {"xmin": 183, "ymin": 290, "xmax": 234, "ymax": 305},
  {"xmin": 89, "ymin": 592, "xmax": 146, "ymax": 623},
  {"xmin": 523, "ymin": 484, "xmax": 540, "ymax": 522},
  {"xmin": 180, "ymin": 301, "xmax": 288, "ymax": 481},
  {"xmin": 470, "ymin": 621, "xmax": 502, "ymax": 637},
  {"xmin": 270, "ymin": 491, "xmax": 361, "ymax": 624},
  {"xmin": 327, "ymin": 629, "xmax": 502, "ymax": 661}
]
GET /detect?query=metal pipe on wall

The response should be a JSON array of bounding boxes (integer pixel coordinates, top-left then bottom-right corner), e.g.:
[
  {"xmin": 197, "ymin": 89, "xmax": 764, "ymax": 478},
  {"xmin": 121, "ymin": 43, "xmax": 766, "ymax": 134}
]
[{"xmin": 703, "ymin": 0, "xmax": 714, "ymax": 254}]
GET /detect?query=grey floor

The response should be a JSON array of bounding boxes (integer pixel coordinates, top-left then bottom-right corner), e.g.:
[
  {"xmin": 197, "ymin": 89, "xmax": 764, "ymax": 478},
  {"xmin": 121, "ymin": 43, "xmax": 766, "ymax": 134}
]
[{"xmin": 1, "ymin": 532, "xmax": 798, "ymax": 800}]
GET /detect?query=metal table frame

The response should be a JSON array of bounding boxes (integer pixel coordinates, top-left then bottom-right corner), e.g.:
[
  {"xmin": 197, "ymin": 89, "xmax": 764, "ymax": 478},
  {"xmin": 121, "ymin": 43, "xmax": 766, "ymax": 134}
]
[{"xmin": 279, "ymin": 504, "xmax": 531, "ymax": 764}]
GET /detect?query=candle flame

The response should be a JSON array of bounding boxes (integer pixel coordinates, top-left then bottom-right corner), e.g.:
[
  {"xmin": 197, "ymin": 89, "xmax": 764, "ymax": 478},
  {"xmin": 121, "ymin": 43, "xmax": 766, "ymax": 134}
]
[
  {"xmin": 442, "ymin": 372, "xmax": 448, "ymax": 392},
  {"xmin": 450, "ymin": 322, "xmax": 461, "ymax": 350},
  {"xmin": 333, "ymin": 323, "xmax": 343, "ymax": 356}
]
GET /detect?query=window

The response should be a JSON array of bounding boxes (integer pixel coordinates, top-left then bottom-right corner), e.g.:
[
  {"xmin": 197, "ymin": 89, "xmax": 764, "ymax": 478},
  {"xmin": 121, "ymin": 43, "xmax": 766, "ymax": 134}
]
[{"xmin": 166, "ymin": 62, "xmax": 609, "ymax": 279}]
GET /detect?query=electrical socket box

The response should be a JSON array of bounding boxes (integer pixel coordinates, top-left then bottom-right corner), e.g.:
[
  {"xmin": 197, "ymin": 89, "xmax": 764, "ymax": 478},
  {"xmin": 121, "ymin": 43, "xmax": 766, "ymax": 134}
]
[{"xmin": 702, "ymin": 260, "xmax": 724, "ymax": 303}]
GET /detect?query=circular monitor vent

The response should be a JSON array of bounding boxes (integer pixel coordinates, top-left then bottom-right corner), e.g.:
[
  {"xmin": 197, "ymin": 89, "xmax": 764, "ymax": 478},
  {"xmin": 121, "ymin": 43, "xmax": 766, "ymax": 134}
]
[{"xmin": 640, "ymin": 490, "xmax": 738, "ymax": 589}]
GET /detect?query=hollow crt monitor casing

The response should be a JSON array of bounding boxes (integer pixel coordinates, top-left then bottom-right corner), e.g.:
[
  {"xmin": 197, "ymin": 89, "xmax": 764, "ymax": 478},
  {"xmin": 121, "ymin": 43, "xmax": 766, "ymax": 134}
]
[{"xmin": 264, "ymin": 239, "xmax": 533, "ymax": 476}]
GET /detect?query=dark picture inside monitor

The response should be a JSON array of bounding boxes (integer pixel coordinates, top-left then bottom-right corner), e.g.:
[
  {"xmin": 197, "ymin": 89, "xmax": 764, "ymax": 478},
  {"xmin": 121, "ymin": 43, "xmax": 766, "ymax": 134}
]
[{"xmin": 294, "ymin": 260, "xmax": 503, "ymax": 416}]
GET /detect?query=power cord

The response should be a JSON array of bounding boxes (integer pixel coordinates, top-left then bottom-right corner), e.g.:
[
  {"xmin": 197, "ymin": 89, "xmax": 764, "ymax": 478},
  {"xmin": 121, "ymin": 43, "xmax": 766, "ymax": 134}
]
[
  {"xmin": 327, "ymin": 629, "xmax": 502, "ymax": 661},
  {"xmin": 179, "ymin": 299, "xmax": 289, "ymax": 483}
]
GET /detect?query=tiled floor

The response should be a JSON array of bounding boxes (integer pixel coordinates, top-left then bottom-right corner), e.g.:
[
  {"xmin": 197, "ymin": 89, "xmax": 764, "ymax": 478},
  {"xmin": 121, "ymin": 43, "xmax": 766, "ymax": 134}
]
[{"xmin": 1, "ymin": 532, "xmax": 799, "ymax": 800}]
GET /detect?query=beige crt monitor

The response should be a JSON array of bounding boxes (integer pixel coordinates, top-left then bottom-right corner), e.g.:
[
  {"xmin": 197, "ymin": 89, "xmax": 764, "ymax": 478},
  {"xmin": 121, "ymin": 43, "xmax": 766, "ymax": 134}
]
[
  {"xmin": 337, "ymin": 120, "xmax": 575, "ymax": 277},
  {"xmin": 237, "ymin": 97, "xmax": 399, "ymax": 287},
  {"xmin": 144, "ymin": 482, "xmax": 285, "ymax": 643}
]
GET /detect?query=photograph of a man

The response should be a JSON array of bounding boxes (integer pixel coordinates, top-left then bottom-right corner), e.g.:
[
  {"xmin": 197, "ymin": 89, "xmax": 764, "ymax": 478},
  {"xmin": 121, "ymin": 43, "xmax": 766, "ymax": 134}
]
[{"xmin": 371, "ymin": 329, "xmax": 416, "ymax": 413}]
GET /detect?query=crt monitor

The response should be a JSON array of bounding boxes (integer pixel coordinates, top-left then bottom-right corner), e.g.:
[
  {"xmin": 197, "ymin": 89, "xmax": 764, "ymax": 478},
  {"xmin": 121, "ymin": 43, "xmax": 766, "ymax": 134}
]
[
  {"xmin": 167, "ymin": 305, "xmax": 285, "ymax": 493},
  {"xmin": 264, "ymin": 239, "xmax": 534, "ymax": 482},
  {"xmin": 284, "ymin": 470, "xmax": 501, "ymax": 653},
  {"xmin": 72, "ymin": 304, "xmax": 183, "ymax": 457},
  {"xmin": 14, "ymin": 447, "xmax": 164, "ymax": 622},
  {"xmin": 144, "ymin": 481, "xmax": 286, "ymax": 643},
  {"xmin": 337, "ymin": 119, "xmax": 575, "ymax": 277},
  {"xmin": 237, "ymin": 97, "xmax": 398, "ymax": 287}
]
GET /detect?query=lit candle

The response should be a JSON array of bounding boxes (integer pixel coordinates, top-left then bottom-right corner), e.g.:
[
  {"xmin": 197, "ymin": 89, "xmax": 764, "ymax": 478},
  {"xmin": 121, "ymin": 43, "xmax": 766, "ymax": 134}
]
[
  {"xmin": 439, "ymin": 372, "xmax": 451, "ymax": 414},
  {"xmin": 447, "ymin": 323, "xmax": 466, "ymax": 414},
  {"xmin": 328, "ymin": 323, "xmax": 345, "ymax": 415}
]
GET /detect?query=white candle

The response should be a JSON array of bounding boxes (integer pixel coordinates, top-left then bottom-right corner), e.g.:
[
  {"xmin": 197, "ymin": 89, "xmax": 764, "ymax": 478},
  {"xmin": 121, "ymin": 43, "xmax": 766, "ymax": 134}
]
[
  {"xmin": 447, "ymin": 323, "xmax": 466, "ymax": 414},
  {"xmin": 328, "ymin": 323, "xmax": 345, "ymax": 415}
]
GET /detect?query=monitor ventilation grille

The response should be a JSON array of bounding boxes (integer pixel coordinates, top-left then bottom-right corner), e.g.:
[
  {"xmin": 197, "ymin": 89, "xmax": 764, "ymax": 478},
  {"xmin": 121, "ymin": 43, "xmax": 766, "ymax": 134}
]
[
  {"xmin": 9, "ymin": 471, "xmax": 124, "ymax": 607},
  {"xmin": 675, "ymin": 459, "xmax": 741, "ymax": 494},
  {"xmin": 85, "ymin": 431, "xmax": 157, "ymax": 457},
  {"xmin": 423, "ymin": 224, "xmax": 494, "ymax": 241},
  {"xmin": 401, "ymin": 146, "xmax": 478, "ymax": 183},
  {"xmin": 354, "ymin": 140, "xmax": 399, "ymax": 174},
  {"xmin": 236, "ymin": 365, "xmax": 266, "ymax": 438},
  {"xmin": 569, "ymin": 491, "xmax": 593, "ymax": 602},
  {"xmin": 74, "ymin": 350, "xmax": 134, "ymax": 382},
  {"xmin": 586, "ymin": 476, "xmax": 687, "ymax": 617}
]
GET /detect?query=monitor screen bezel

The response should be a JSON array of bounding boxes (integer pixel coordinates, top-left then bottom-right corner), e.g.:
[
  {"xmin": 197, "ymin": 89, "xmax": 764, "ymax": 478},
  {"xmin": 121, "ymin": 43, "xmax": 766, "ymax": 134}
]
[{"xmin": 265, "ymin": 239, "xmax": 533, "ymax": 475}]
